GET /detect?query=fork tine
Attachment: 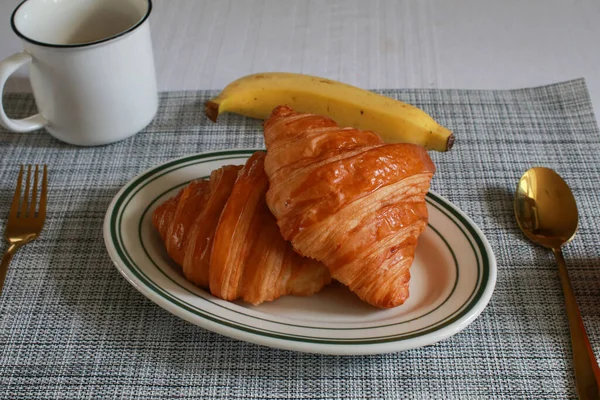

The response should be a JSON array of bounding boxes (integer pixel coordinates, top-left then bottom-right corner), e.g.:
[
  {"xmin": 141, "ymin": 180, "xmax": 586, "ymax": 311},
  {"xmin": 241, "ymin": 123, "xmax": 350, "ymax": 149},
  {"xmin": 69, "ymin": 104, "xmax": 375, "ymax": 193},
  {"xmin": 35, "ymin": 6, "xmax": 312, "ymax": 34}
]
[
  {"xmin": 9, "ymin": 166, "xmax": 24, "ymax": 218},
  {"xmin": 21, "ymin": 165, "xmax": 32, "ymax": 215},
  {"xmin": 29, "ymin": 165, "xmax": 39, "ymax": 216},
  {"xmin": 38, "ymin": 164, "xmax": 48, "ymax": 220}
]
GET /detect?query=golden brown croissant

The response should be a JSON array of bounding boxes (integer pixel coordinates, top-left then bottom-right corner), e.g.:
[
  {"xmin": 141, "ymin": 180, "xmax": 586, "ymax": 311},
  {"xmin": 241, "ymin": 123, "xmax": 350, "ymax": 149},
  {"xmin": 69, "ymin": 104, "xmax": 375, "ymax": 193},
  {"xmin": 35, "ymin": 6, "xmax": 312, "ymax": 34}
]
[
  {"xmin": 152, "ymin": 151, "xmax": 331, "ymax": 305},
  {"xmin": 263, "ymin": 106, "xmax": 436, "ymax": 308},
  {"xmin": 181, "ymin": 165, "xmax": 241, "ymax": 287},
  {"xmin": 153, "ymin": 179, "xmax": 212, "ymax": 268}
]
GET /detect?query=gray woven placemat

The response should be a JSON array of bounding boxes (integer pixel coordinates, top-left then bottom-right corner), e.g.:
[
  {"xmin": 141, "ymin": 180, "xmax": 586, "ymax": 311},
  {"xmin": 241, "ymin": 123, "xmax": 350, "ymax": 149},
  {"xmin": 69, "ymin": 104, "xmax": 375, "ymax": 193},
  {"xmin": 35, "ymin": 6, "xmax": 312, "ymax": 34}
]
[{"xmin": 1, "ymin": 79, "xmax": 599, "ymax": 399}]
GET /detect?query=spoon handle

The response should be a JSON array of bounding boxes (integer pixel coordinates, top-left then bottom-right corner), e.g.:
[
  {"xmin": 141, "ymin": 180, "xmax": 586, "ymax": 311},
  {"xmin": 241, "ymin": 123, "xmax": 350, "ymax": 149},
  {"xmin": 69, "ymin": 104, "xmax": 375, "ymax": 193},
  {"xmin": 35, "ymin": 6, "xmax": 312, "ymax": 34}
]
[{"xmin": 553, "ymin": 248, "xmax": 600, "ymax": 399}]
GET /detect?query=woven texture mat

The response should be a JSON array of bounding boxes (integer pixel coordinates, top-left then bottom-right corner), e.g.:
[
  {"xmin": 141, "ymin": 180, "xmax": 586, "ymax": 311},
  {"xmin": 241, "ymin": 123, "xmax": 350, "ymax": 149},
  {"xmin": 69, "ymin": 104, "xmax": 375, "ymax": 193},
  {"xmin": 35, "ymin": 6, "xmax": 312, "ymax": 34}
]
[{"xmin": 1, "ymin": 79, "xmax": 599, "ymax": 399}]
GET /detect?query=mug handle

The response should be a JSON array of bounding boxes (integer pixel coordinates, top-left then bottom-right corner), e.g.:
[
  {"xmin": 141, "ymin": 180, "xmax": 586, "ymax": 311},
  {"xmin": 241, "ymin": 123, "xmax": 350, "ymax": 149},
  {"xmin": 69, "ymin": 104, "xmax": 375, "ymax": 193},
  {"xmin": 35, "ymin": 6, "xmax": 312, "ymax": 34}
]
[{"xmin": 0, "ymin": 52, "xmax": 47, "ymax": 132}]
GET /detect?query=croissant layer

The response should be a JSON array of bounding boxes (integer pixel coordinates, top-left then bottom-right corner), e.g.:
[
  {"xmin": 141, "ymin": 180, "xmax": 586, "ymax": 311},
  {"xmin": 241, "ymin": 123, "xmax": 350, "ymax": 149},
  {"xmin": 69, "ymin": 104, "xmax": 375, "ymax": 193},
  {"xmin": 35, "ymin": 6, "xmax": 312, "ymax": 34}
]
[
  {"xmin": 152, "ymin": 151, "xmax": 331, "ymax": 305},
  {"xmin": 263, "ymin": 106, "xmax": 436, "ymax": 308}
]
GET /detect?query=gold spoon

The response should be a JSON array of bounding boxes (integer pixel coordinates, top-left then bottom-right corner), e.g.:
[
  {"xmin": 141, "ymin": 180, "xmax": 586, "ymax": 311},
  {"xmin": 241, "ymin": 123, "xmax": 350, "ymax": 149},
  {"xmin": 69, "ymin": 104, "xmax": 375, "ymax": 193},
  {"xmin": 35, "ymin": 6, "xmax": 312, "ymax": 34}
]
[{"xmin": 515, "ymin": 167, "xmax": 600, "ymax": 399}]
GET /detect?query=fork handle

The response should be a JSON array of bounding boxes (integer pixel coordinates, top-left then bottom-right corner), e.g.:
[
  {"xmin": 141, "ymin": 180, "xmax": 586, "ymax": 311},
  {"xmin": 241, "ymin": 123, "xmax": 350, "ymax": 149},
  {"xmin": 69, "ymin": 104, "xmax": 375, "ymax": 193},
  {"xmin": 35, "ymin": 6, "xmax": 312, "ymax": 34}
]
[{"xmin": 0, "ymin": 243, "xmax": 19, "ymax": 296}]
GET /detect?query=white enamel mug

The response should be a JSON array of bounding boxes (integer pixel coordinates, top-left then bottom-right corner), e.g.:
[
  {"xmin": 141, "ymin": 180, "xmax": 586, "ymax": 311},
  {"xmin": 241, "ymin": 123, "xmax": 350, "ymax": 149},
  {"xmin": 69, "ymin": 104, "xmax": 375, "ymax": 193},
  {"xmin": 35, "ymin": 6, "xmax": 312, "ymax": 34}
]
[{"xmin": 0, "ymin": 0, "xmax": 158, "ymax": 146}]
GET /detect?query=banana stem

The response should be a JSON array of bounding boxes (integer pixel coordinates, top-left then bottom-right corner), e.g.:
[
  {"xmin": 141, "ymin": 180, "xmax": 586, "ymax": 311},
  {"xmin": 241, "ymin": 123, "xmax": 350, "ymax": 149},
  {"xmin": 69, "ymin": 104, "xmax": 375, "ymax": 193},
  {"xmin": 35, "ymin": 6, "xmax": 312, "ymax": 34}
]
[{"xmin": 205, "ymin": 100, "xmax": 220, "ymax": 122}]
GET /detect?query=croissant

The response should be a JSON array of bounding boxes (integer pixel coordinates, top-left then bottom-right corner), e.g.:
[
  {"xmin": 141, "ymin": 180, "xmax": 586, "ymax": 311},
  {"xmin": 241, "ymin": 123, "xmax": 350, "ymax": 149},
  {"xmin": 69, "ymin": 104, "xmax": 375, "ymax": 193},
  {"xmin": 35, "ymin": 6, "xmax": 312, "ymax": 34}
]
[
  {"xmin": 263, "ymin": 106, "xmax": 436, "ymax": 308},
  {"xmin": 153, "ymin": 151, "xmax": 331, "ymax": 305}
]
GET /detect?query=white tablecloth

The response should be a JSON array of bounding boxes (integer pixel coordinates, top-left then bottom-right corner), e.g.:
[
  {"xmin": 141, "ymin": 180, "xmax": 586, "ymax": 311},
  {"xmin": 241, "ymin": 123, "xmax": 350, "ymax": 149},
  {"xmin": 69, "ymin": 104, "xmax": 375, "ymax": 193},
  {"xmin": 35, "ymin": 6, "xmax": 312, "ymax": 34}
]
[{"xmin": 1, "ymin": 0, "xmax": 600, "ymax": 112}]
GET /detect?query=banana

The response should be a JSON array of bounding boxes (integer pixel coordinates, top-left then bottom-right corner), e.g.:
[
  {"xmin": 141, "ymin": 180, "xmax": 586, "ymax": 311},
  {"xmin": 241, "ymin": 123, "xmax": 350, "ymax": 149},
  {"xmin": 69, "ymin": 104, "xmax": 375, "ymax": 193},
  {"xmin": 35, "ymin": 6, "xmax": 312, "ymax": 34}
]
[{"xmin": 205, "ymin": 72, "xmax": 454, "ymax": 152}]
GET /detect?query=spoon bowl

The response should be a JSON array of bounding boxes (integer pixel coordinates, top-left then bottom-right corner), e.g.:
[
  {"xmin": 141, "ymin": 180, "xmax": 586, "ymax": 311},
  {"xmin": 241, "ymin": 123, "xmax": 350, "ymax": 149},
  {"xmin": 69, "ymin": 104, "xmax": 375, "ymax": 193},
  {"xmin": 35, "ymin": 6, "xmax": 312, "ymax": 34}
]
[
  {"xmin": 515, "ymin": 167, "xmax": 600, "ymax": 399},
  {"xmin": 515, "ymin": 167, "xmax": 579, "ymax": 249}
]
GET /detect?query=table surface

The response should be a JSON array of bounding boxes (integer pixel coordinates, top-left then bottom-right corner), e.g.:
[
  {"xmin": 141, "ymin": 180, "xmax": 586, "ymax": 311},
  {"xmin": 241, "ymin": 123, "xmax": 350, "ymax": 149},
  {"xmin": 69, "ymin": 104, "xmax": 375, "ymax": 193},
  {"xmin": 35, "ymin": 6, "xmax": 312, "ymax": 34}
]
[
  {"xmin": 1, "ymin": 0, "xmax": 600, "ymax": 112},
  {"xmin": 2, "ymin": 1, "xmax": 600, "ymax": 398},
  {"xmin": 2, "ymin": 80, "xmax": 600, "ymax": 399}
]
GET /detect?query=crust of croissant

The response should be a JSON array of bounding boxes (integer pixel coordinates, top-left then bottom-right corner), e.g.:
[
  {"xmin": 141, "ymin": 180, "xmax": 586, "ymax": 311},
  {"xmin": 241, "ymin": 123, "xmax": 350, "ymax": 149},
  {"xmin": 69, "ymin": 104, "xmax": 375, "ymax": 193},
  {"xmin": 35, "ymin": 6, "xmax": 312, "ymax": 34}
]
[
  {"xmin": 152, "ymin": 179, "xmax": 211, "ymax": 266},
  {"xmin": 209, "ymin": 152, "xmax": 331, "ymax": 305},
  {"xmin": 263, "ymin": 106, "xmax": 435, "ymax": 308},
  {"xmin": 152, "ymin": 151, "xmax": 331, "ymax": 306},
  {"xmin": 181, "ymin": 165, "xmax": 241, "ymax": 287}
]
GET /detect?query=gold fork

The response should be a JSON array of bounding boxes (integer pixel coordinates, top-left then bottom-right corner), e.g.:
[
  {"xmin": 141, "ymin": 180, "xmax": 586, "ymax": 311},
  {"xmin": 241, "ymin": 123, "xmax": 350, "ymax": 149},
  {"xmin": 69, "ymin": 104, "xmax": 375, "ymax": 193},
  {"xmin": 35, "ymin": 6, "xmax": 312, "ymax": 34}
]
[{"xmin": 1, "ymin": 165, "xmax": 48, "ymax": 295}]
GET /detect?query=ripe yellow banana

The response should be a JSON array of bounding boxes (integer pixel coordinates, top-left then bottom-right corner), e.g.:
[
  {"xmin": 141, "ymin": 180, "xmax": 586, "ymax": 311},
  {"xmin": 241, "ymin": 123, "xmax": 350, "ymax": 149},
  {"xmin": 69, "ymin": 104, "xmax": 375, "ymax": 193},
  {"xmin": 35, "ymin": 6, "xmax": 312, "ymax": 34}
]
[{"xmin": 206, "ymin": 72, "xmax": 454, "ymax": 152}]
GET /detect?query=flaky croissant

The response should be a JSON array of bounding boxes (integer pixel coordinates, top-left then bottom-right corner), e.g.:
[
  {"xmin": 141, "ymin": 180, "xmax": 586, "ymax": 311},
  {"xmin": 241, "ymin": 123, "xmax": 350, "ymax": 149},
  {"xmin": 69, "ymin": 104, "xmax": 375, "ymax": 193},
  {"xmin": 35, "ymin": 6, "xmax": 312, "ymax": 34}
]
[
  {"xmin": 153, "ymin": 151, "xmax": 331, "ymax": 305},
  {"xmin": 263, "ymin": 106, "xmax": 436, "ymax": 308}
]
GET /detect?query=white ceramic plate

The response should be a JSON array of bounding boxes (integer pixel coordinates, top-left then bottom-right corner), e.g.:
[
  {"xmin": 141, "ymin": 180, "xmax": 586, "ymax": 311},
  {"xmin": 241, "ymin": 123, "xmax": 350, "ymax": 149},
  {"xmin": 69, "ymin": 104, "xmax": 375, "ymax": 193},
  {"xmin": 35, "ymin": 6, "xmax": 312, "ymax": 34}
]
[{"xmin": 103, "ymin": 149, "xmax": 496, "ymax": 355}]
